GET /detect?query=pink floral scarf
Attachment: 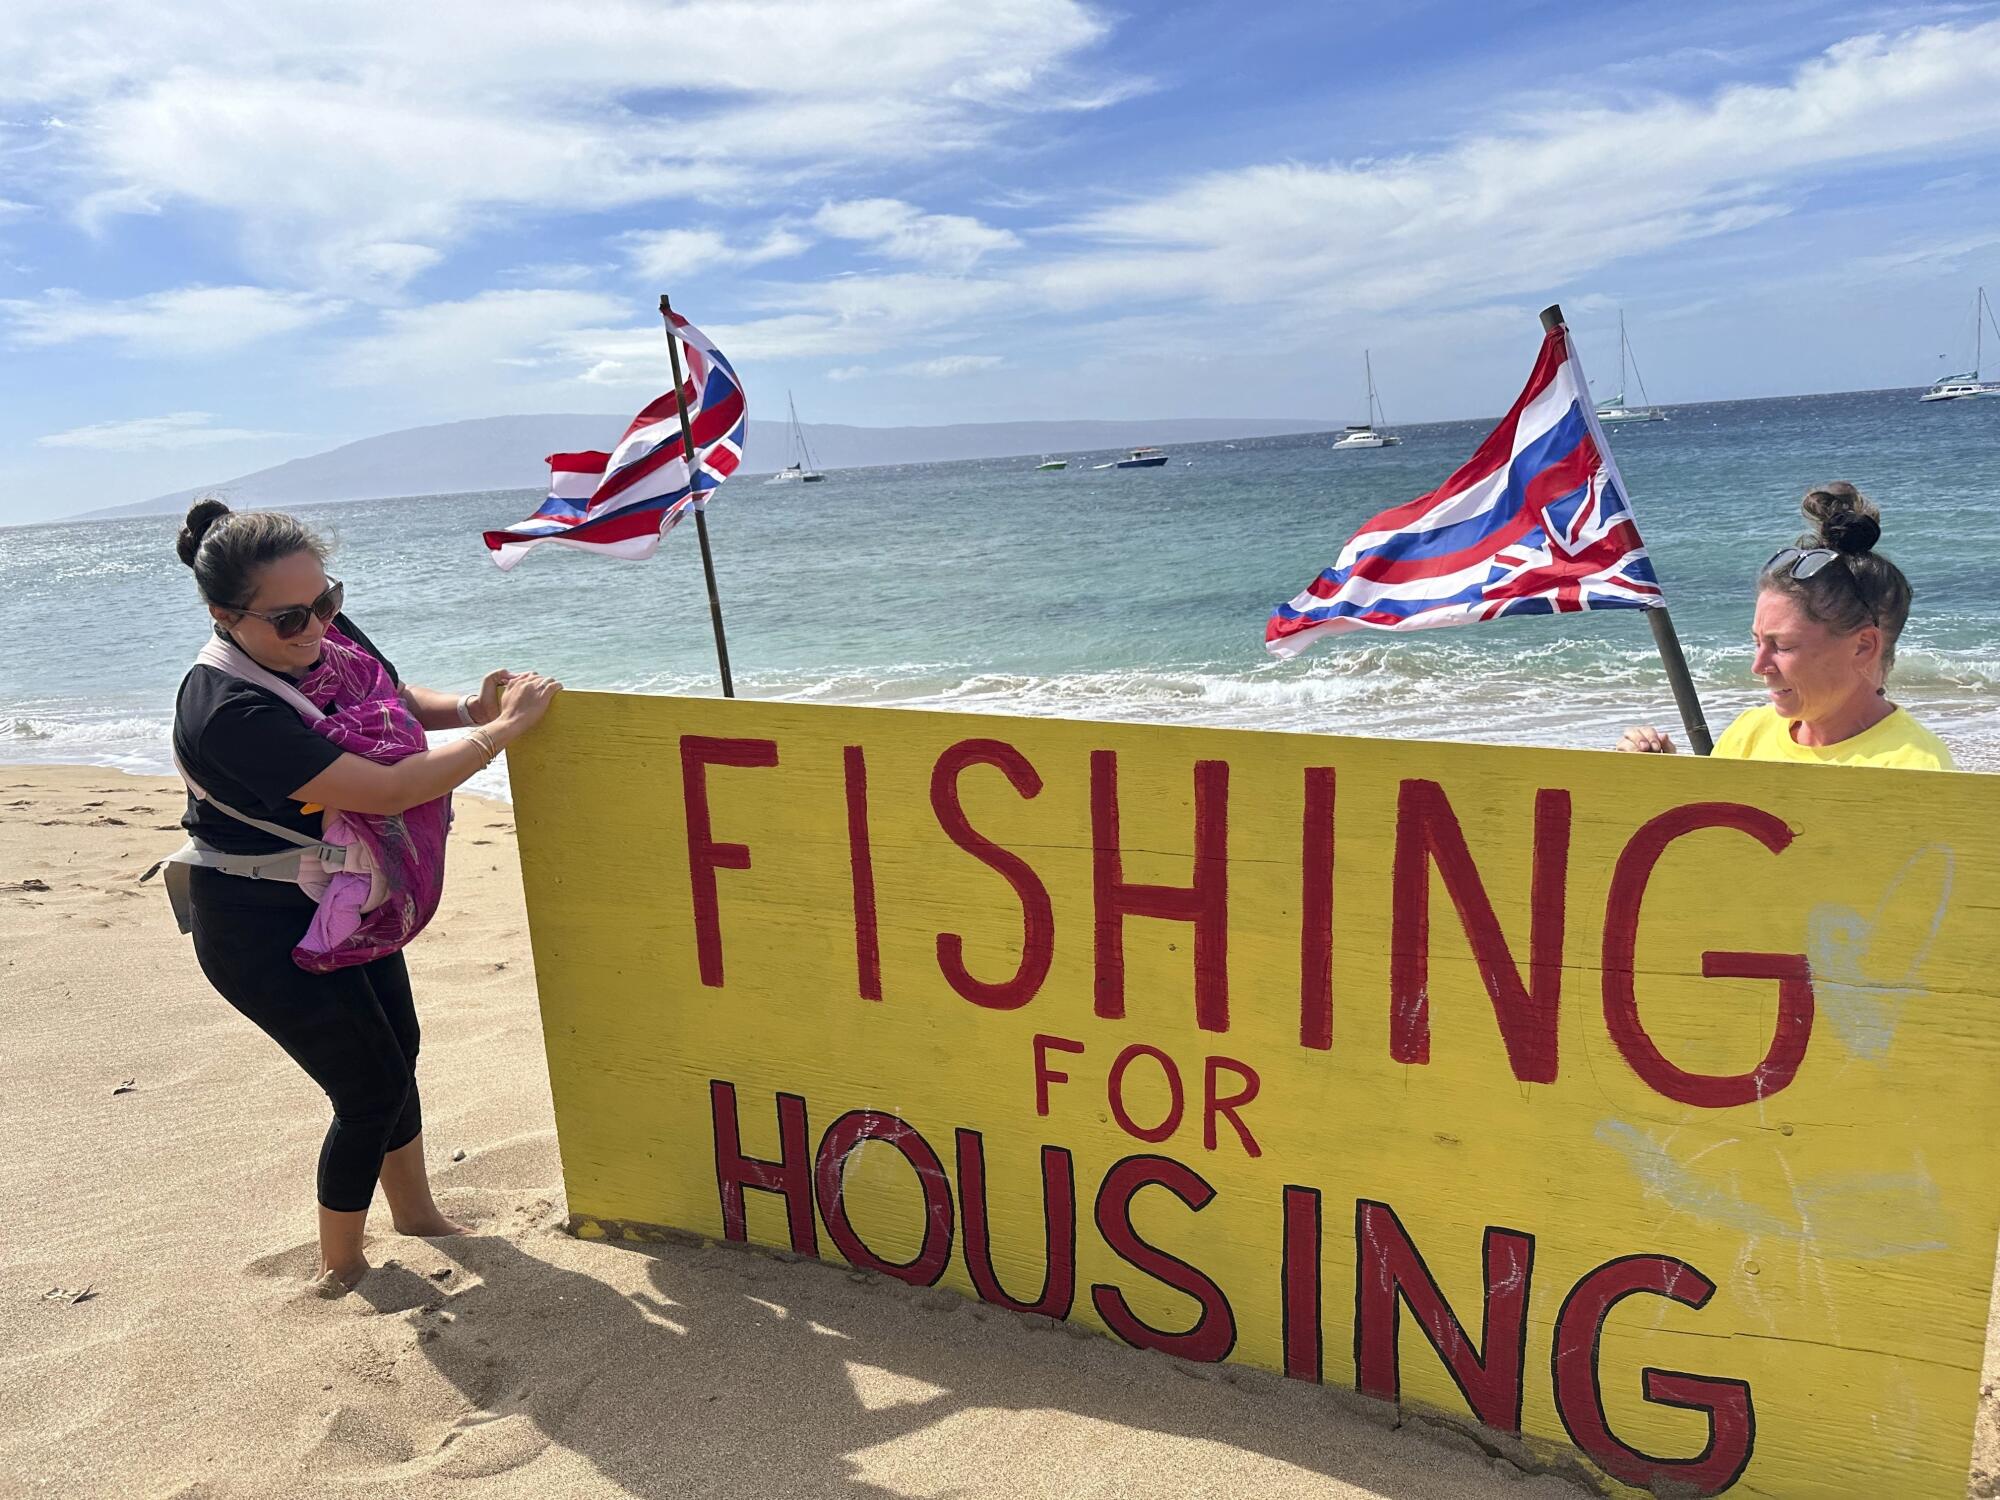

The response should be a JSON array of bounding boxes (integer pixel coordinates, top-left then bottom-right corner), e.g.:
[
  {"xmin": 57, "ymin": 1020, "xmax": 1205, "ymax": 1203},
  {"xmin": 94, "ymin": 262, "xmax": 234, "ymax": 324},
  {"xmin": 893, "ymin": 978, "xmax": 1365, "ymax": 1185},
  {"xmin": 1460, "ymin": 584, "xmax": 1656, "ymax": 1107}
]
[{"xmin": 288, "ymin": 625, "xmax": 450, "ymax": 972}]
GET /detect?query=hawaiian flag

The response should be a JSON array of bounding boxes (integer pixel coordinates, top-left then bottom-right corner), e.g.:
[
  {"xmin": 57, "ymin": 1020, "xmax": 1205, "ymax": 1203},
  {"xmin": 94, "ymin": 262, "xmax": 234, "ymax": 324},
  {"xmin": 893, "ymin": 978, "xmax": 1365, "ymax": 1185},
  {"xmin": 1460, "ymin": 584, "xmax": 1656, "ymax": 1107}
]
[
  {"xmin": 482, "ymin": 311, "xmax": 747, "ymax": 570},
  {"xmin": 1265, "ymin": 324, "xmax": 1663, "ymax": 656}
]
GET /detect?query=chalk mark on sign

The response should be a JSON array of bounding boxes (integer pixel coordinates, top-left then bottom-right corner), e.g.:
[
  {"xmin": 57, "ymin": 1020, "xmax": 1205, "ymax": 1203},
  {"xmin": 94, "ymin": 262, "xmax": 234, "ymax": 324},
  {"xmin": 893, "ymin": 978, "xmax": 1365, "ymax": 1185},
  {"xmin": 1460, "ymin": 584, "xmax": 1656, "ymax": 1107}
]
[
  {"xmin": 1809, "ymin": 844, "xmax": 1956, "ymax": 1062},
  {"xmin": 1596, "ymin": 1120, "xmax": 1947, "ymax": 1261}
]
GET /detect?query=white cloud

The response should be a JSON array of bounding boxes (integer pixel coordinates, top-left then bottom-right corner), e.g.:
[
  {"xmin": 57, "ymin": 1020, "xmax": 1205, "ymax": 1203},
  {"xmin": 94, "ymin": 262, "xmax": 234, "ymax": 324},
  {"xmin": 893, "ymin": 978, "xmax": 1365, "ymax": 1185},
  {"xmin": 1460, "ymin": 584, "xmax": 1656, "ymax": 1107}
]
[
  {"xmin": 13, "ymin": 8, "xmax": 1998, "ymax": 421},
  {"xmin": 814, "ymin": 198, "xmax": 1019, "ymax": 271},
  {"xmin": 0, "ymin": 284, "xmax": 341, "ymax": 353},
  {"xmin": 621, "ymin": 228, "xmax": 731, "ymax": 282},
  {"xmin": 74, "ymin": 75, "xmax": 728, "ymax": 292},
  {"xmin": 543, "ymin": 322, "xmax": 697, "ymax": 388},
  {"xmin": 346, "ymin": 242, "xmax": 444, "ymax": 286},
  {"xmin": 901, "ymin": 353, "xmax": 1002, "ymax": 377},
  {"xmin": 0, "ymin": 197, "xmax": 35, "ymax": 218},
  {"xmin": 37, "ymin": 411, "xmax": 287, "ymax": 450},
  {"xmin": 499, "ymin": 261, "xmax": 611, "ymax": 287},
  {"xmin": 826, "ymin": 364, "xmax": 869, "ymax": 381},
  {"xmin": 620, "ymin": 225, "xmax": 809, "ymax": 282},
  {"xmin": 5, "ymin": 1, "xmax": 1115, "ymax": 284},
  {"xmin": 701, "ymin": 273, "xmax": 1019, "ymax": 360},
  {"xmin": 333, "ymin": 288, "xmax": 626, "ymax": 386},
  {"xmin": 1035, "ymin": 20, "xmax": 2000, "ymax": 322},
  {"xmin": 699, "ymin": 16, "xmax": 2000, "ymax": 369}
]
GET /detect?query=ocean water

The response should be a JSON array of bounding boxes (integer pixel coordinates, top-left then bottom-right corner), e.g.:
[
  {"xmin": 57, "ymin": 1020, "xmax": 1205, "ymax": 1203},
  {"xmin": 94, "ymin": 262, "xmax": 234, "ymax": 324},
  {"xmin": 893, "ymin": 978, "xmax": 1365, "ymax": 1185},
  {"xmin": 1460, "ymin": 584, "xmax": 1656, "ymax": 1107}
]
[{"xmin": 4, "ymin": 387, "xmax": 1998, "ymax": 792}]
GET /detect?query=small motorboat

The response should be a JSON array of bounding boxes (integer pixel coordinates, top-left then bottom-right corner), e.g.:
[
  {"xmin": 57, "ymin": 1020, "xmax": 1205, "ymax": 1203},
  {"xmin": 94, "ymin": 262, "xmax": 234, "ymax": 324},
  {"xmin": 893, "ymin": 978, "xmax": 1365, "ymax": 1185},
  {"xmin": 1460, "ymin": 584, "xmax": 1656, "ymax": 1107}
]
[
  {"xmin": 1111, "ymin": 447, "xmax": 1169, "ymax": 468},
  {"xmin": 1035, "ymin": 458, "xmax": 1068, "ymax": 471}
]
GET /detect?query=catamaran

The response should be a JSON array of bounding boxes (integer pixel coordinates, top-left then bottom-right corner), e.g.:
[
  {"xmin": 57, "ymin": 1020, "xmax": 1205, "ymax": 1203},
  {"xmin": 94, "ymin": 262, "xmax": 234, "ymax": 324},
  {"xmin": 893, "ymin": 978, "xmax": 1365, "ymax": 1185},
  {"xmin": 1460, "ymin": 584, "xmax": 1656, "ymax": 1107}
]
[
  {"xmin": 768, "ymin": 391, "xmax": 825, "ymax": 482},
  {"xmin": 1331, "ymin": 351, "xmax": 1402, "ymax": 449},
  {"xmin": 1920, "ymin": 287, "xmax": 2000, "ymax": 402},
  {"xmin": 1594, "ymin": 312, "xmax": 1667, "ymax": 423}
]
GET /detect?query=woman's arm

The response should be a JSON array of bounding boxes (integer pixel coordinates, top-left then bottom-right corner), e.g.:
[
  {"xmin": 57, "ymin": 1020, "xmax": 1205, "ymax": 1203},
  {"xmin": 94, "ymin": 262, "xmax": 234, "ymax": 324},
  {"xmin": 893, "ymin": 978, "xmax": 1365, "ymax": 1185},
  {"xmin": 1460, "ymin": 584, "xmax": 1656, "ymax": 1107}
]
[
  {"xmin": 400, "ymin": 669, "xmax": 515, "ymax": 733},
  {"xmin": 297, "ymin": 673, "xmax": 560, "ymax": 815}
]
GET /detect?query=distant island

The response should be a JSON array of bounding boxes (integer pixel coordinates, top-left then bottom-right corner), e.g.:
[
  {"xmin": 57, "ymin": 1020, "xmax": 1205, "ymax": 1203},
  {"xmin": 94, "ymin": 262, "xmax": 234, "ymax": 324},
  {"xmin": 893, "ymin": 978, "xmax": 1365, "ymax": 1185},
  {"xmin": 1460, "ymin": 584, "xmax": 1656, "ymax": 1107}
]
[{"xmin": 81, "ymin": 413, "xmax": 1335, "ymax": 520}]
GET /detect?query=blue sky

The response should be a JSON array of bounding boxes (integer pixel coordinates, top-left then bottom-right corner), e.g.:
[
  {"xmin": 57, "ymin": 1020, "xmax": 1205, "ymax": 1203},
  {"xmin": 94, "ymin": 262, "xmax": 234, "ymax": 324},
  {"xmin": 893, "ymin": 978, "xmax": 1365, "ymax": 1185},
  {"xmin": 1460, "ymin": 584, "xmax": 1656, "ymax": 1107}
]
[{"xmin": 5, "ymin": 0, "xmax": 2000, "ymax": 524}]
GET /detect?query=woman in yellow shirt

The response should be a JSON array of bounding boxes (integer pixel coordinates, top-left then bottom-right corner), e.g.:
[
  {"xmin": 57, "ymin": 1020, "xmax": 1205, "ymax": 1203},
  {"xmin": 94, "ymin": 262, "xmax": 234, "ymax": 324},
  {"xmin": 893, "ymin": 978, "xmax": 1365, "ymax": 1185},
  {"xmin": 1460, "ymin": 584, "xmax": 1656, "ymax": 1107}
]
[{"xmin": 1618, "ymin": 483, "xmax": 1955, "ymax": 770}]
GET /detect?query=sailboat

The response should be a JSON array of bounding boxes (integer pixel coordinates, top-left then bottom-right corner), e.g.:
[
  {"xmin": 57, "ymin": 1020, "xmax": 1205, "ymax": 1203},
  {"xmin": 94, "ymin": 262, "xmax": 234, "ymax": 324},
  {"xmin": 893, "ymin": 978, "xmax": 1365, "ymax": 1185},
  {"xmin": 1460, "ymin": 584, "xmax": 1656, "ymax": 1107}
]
[
  {"xmin": 1331, "ymin": 351, "xmax": 1401, "ymax": 449},
  {"xmin": 1594, "ymin": 312, "xmax": 1667, "ymax": 423},
  {"xmin": 1920, "ymin": 287, "xmax": 2000, "ymax": 401},
  {"xmin": 768, "ymin": 391, "xmax": 825, "ymax": 482}
]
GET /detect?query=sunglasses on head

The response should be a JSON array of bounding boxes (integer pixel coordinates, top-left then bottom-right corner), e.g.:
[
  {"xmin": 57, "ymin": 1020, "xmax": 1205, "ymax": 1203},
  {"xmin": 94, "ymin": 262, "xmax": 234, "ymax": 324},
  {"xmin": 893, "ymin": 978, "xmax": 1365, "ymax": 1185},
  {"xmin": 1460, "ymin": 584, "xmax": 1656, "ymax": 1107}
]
[
  {"xmin": 231, "ymin": 578, "xmax": 344, "ymax": 639},
  {"xmin": 1763, "ymin": 548, "xmax": 1876, "ymax": 628}
]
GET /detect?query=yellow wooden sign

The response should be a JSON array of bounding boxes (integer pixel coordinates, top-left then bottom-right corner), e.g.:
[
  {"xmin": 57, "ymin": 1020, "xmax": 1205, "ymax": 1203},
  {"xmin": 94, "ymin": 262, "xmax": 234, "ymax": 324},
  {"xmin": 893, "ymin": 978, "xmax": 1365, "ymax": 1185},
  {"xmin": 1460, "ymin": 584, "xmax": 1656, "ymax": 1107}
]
[{"xmin": 510, "ymin": 691, "xmax": 2000, "ymax": 1498}]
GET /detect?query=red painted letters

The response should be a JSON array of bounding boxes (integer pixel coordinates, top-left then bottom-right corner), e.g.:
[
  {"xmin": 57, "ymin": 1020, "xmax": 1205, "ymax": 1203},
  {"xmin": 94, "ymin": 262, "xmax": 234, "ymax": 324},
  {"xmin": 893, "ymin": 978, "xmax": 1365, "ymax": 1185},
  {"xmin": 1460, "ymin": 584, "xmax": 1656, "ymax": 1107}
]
[
  {"xmin": 1602, "ymin": 803, "xmax": 1814, "ymax": 1107},
  {"xmin": 955, "ymin": 1130, "xmax": 1077, "ymax": 1319},
  {"xmin": 932, "ymin": 739, "xmax": 1056, "ymax": 1010},
  {"xmin": 1032, "ymin": 1033, "xmax": 1085, "ymax": 1116},
  {"xmin": 1202, "ymin": 1055, "xmax": 1262, "ymax": 1157},
  {"xmin": 1354, "ymin": 1200, "xmax": 1534, "ymax": 1433},
  {"xmin": 814, "ymin": 1110, "xmax": 954, "ymax": 1286},
  {"xmin": 710, "ymin": 1080, "xmax": 818, "ymax": 1256},
  {"xmin": 1282, "ymin": 1185, "xmax": 1323, "ymax": 1383},
  {"xmin": 1107, "ymin": 1043, "xmax": 1186, "ymax": 1143},
  {"xmin": 1300, "ymin": 767, "xmax": 1337, "ymax": 1051},
  {"xmin": 843, "ymin": 744, "xmax": 882, "ymax": 1002},
  {"xmin": 681, "ymin": 735, "xmax": 779, "ymax": 989},
  {"xmin": 1091, "ymin": 751, "xmax": 1231, "ymax": 1032},
  {"xmin": 1552, "ymin": 1255, "xmax": 1754, "ymax": 1496},
  {"xmin": 1090, "ymin": 1155, "xmax": 1237, "ymax": 1362},
  {"xmin": 1390, "ymin": 780, "xmax": 1570, "ymax": 1084}
]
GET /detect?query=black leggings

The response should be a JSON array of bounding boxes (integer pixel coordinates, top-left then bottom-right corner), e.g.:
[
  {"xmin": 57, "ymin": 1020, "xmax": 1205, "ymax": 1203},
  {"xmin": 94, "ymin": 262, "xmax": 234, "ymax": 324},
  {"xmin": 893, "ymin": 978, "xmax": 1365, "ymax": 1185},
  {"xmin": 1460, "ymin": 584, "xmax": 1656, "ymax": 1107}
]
[{"xmin": 189, "ymin": 867, "xmax": 423, "ymax": 1212}]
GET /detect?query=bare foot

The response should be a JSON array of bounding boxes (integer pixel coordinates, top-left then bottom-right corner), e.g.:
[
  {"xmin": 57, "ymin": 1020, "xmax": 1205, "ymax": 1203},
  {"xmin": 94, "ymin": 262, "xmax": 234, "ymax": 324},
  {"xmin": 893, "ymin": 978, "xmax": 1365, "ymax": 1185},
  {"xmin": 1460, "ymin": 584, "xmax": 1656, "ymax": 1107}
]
[
  {"xmin": 308, "ymin": 1258, "xmax": 370, "ymax": 1298},
  {"xmin": 391, "ymin": 1211, "xmax": 472, "ymax": 1238}
]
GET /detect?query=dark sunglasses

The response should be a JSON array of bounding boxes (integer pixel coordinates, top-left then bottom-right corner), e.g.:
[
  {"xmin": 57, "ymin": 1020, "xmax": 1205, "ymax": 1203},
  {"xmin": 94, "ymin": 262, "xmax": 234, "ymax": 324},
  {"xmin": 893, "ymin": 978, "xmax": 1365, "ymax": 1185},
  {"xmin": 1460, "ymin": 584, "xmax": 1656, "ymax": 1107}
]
[
  {"xmin": 1763, "ymin": 548, "xmax": 1876, "ymax": 627},
  {"xmin": 231, "ymin": 578, "xmax": 344, "ymax": 639}
]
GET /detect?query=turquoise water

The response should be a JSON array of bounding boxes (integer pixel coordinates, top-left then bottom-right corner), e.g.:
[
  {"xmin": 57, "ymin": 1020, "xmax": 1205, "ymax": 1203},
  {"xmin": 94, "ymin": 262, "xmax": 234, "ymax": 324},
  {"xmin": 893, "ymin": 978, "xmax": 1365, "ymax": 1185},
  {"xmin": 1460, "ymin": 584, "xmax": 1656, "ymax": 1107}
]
[{"xmin": 4, "ymin": 386, "xmax": 1997, "ymax": 788}]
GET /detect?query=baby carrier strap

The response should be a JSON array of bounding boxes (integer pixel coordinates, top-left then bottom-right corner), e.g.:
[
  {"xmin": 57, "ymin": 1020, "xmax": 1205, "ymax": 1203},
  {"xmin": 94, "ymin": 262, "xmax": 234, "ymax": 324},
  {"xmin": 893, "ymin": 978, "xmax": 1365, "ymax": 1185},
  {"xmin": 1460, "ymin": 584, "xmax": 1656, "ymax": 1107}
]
[
  {"xmin": 149, "ymin": 638, "xmax": 349, "ymax": 934},
  {"xmin": 193, "ymin": 634, "xmax": 326, "ymax": 721}
]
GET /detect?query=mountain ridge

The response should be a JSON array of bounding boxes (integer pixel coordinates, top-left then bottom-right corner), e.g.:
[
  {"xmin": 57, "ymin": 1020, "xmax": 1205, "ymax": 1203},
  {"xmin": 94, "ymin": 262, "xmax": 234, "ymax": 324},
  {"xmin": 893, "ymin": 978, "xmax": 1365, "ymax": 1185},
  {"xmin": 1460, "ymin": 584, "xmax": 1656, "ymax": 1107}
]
[{"xmin": 80, "ymin": 412, "xmax": 1335, "ymax": 520}]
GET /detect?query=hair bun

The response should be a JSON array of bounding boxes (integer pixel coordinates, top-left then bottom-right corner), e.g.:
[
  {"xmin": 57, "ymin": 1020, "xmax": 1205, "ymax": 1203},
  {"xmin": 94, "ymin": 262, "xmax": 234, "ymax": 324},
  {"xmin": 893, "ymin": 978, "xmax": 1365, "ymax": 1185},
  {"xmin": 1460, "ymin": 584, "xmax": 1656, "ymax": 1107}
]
[
  {"xmin": 1822, "ymin": 510, "xmax": 1881, "ymax": 555},
  {"xmin": 1800, "ymin": 482, "xmax": 1882, "ymax": 556},
  {"xmin": 176, "ymin": 497, "xmax": 232, "ymax": 568}
]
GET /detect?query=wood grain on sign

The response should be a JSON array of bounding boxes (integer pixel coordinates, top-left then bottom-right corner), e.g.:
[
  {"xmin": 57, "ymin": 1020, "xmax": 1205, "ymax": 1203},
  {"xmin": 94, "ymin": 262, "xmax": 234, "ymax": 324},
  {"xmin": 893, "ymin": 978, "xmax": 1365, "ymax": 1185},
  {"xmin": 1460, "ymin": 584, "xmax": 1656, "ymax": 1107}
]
[{"xmin": 510, "ymin": 690, "xmax": 2000, "ymax": 1499}]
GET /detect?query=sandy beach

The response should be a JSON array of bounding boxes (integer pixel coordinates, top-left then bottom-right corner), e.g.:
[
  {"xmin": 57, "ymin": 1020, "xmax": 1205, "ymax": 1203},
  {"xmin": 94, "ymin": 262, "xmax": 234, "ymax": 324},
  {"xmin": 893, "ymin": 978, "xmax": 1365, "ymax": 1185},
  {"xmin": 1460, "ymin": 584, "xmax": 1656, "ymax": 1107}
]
[{"xmin": 2, "ymin": 763, "xmax": 1997, "ymax": 1500}]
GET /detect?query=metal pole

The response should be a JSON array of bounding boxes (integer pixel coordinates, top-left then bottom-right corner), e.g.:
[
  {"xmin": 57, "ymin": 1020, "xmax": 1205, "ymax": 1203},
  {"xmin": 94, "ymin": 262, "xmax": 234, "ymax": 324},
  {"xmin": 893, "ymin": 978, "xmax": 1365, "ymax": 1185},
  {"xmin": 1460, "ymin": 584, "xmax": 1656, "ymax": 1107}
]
[
  {"xmin": 660, "ymin": 294, "xmax": 735, "ymax": 699},
  {"xmin": 1645, "ymin": 606, "xmax": 1713, "ymax": 756},
  {"xmin": 1539, "ymin": 303, "xmax": 1713, "ymax": 755}
]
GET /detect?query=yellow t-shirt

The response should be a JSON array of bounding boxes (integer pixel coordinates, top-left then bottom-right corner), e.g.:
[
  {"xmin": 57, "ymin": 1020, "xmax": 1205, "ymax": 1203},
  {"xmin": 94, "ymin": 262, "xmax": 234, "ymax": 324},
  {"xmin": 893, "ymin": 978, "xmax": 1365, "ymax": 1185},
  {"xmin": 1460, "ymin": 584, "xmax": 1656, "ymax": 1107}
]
[{"xmin": 1711, "ymin": 705, "xmax": 1956, "ymax": 770}]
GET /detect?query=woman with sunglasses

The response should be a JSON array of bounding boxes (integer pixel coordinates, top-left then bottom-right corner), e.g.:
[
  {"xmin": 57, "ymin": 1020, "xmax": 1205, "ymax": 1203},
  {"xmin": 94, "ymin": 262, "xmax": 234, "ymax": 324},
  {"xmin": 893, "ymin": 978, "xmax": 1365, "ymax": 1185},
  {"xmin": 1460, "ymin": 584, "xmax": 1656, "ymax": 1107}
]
[
  {"xmin": 1617, "ymin": 483, "xmax": 1954, "ymax": 769},
  {"xmin": 172, "ymin": 499, "xmax": 561, "ymax": 1294}
]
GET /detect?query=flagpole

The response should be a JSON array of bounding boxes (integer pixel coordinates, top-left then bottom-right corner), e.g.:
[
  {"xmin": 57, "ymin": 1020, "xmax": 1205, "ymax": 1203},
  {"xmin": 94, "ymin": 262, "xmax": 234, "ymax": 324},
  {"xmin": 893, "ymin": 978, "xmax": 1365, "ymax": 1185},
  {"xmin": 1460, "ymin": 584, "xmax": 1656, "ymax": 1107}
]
[
  {"xmin": 1539, "ymin": 303, "xmax": 1712, "ymax": 755},
  {"xmin": 660, "ymin": 294, "xmax": 736, "ymax": 699}
]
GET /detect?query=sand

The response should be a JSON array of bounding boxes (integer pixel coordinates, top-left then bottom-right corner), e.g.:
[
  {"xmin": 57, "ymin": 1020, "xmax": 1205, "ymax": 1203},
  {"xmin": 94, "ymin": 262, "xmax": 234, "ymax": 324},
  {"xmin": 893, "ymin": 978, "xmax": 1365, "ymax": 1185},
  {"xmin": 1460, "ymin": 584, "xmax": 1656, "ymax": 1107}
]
[{"xmin": 3, "ymin": 764, "xmax": 1997, "ymax": 1500}]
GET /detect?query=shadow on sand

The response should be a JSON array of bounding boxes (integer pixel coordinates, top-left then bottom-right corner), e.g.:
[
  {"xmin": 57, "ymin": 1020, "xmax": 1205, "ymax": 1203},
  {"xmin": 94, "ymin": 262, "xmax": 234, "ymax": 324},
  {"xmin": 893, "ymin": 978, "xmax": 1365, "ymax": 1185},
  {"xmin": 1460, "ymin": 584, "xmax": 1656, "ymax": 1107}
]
[{"xmin": 381, "ymin": 1231, "xmax": 1589, "ymax": 1499}]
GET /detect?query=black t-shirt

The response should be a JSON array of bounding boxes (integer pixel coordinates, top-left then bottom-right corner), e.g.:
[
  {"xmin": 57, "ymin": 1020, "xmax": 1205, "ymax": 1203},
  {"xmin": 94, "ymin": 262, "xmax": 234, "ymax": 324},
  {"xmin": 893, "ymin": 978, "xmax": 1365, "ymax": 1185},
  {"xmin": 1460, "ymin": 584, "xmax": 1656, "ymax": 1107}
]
[{"xmin": 173, "ymin": 615, "xmax": 400, "ymax": 855}]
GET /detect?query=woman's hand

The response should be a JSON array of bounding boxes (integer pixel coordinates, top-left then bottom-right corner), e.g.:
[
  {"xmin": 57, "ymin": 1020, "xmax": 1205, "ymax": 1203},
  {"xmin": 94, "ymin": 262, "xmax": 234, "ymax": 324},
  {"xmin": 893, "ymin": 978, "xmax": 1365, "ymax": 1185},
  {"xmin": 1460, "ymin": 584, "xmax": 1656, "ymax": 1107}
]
[
  {"xmin": 488, "ymin": 672, "xmax": 562, "ymax": 744},
  {"xmin": 472, "ymin": 668, "xmax": 515, "ymax": 726},
  {"xmin": 295, "ymin": 672, "xmax": 565, "ymax": 816},
  {"xmin": 1616, "ymin": 724, "xmax": 1677, "ymax": 754}
]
